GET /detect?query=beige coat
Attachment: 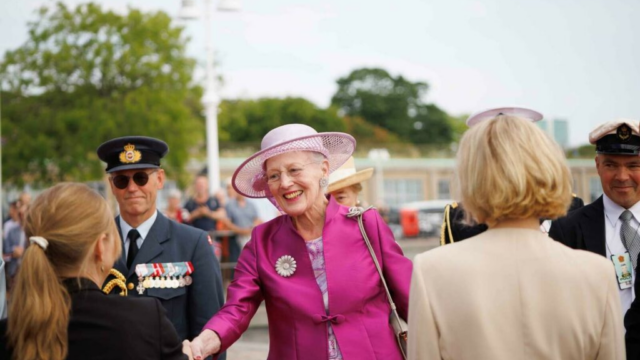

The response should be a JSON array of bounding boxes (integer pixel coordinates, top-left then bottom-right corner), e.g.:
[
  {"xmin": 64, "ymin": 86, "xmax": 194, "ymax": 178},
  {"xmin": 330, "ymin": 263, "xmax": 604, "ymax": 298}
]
[{"xmin": 408, "ymin": 228, "xmax": 625, "ymax": 360}]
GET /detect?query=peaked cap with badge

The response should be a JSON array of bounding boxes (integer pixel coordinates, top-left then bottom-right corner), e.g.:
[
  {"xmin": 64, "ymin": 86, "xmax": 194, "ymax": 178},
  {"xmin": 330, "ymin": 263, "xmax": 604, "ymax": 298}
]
[
  {"xmin": 589, "ymin": 119, "xmax": 640, "ymax": 155},
  {"xmin": 97, "ymin": 136, "xmax": 169, "ymax": 173}
]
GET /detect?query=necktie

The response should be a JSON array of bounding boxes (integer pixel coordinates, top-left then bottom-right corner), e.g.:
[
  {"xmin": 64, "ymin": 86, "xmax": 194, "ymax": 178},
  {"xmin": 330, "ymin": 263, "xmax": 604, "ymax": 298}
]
[
  {"xmin": 620, "ymin": 210, "xmax": 640, "ymax": 268},
  {"xmin": 127, "ymin": 229, "xmax": 141, "ymax": 269}
]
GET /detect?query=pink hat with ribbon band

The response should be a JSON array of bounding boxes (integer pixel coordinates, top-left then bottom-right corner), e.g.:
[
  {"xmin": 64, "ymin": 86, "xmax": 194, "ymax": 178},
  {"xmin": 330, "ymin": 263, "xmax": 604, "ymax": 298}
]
[{"xmin": 232, "ymin": 124, "xmax": 356, "ymax": 198}]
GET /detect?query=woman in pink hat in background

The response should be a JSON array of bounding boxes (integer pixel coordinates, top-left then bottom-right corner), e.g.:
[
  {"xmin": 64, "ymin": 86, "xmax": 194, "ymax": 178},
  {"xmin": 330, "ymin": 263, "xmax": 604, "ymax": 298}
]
[{"xmin": 190, "ymin": 123, "xmax": 412, "ymax": 360}]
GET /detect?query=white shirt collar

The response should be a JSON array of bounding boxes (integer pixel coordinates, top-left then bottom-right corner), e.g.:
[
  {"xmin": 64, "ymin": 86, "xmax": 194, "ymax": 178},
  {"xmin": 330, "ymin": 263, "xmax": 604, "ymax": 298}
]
[
  {"xmin": 603, "ymin": 194, "xmax": 640, "ymax": 227},
  {"xmin": 119, "ymin": 210, "xmax": 158, "ymax": 241}
]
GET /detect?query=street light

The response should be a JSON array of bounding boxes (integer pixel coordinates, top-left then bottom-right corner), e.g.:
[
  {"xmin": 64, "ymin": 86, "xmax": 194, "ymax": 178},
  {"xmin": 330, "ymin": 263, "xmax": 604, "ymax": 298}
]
[{"xmin": 178, "ymin": 0, "xmax": 240, "ymax": 193}]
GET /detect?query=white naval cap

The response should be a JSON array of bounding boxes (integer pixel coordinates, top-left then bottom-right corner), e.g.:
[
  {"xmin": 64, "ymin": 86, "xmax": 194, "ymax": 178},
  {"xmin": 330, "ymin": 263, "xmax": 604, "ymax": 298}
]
[
  {"xmin": 589, "ymin": 118, "xmax": 640, "ymax": 155},
  {"xmin": 466, "ymin": 107, "xmax": 544, "ymax": 127}
]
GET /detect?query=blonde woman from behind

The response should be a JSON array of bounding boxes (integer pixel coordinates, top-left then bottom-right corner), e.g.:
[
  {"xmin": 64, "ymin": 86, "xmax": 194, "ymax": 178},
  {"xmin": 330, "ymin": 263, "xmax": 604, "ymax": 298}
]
[
  {"xmin": 0, "ymin": 183, "xmax": 191, "ymax": 360},
  {"xmin": 408, "ymin": 115, "xmax": 624, "ymax": 359}
]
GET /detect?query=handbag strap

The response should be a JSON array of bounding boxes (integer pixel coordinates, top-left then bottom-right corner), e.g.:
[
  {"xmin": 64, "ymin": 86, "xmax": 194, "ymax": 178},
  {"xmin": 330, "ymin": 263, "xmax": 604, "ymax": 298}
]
[{"xmin": 346, "ymin": 207, "xmax": 403, "ymax": 323}]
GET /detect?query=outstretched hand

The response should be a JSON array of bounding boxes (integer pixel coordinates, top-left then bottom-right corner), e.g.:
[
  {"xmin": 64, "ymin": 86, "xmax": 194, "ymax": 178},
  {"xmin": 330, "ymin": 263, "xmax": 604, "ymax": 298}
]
[
  {"xmin": 182, "ymin": 340, "xmax": 194, "ymax": 360},
  {"xmin": 190, "ymin": 329, "xmax": 222, "ymax": 360}
]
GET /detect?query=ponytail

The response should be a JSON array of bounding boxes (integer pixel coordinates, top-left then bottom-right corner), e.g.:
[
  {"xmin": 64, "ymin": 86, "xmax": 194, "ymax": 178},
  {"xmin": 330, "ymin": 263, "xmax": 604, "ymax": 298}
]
[
  {"xmin": 6, "ymin": 183, "xmax": 118, "ymax": 360},
  {"xmin": 8, "ymin": 242, "xmax": 70, "ymax": 360}
]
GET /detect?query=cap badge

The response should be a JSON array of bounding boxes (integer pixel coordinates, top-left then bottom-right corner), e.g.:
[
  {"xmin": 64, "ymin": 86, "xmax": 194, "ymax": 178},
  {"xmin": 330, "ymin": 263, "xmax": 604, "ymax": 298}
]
[
  {"xmin": 119, "ymin": 144, "xmax": 142, "ymax": 164},
  {"xmin": 617, "ymin": 125, "xmax": 631, "ymax": 142}
]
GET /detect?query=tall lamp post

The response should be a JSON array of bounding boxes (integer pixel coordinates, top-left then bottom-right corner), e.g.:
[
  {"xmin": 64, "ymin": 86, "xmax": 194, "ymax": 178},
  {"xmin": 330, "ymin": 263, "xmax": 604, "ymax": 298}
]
[{"xmin": 178, "ymin": 0, "xmax": 240, "ymax": 193}]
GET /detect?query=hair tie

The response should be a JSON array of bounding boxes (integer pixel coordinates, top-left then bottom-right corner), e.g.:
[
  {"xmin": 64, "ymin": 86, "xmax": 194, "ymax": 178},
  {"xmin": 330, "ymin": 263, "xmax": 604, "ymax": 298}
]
[{"xmin": 29, "ymin": 236, "xmax": 49, "ymax": 251}]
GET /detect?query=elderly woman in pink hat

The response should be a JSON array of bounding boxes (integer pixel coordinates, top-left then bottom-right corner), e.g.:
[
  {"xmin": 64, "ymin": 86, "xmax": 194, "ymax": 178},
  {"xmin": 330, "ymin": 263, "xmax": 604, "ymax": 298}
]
[{"xmin": 190, "ymin": 124, "xmax": 412, "ymax": 360}]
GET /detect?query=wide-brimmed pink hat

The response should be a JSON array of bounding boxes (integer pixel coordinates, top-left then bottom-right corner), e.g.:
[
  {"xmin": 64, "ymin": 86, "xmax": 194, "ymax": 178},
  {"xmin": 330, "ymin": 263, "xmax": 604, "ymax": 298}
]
[{"xmin": 232, "ymin": 124, "xmax": 356, "ymax": 198}]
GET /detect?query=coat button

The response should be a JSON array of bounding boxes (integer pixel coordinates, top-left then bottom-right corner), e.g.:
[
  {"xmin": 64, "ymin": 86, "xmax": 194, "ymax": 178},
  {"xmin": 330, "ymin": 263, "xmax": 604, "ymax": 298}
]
[{"xmin": 127, "ymin": 283, "xmax": 134, "ymax": 290}]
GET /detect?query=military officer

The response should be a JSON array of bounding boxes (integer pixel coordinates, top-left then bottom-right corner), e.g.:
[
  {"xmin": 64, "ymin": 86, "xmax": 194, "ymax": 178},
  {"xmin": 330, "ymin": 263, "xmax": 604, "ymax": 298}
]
[
  {"xmin": 97, "ymin": 136, "xmax": 225, "ymax": 352},
  {"xmin": 441, "ymin": 107, "xmax": 584, "ymax": 245},
  {"xmin": 549, "ymin": 119, "xmax": 640, "ymax": 317}
]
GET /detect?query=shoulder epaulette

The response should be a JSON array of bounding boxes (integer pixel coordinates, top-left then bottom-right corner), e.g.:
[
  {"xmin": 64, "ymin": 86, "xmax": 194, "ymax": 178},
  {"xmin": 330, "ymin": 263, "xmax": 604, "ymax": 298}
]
[{"xmin": 440, "ymin": 203, "xmax": 457, "ymax": 246}]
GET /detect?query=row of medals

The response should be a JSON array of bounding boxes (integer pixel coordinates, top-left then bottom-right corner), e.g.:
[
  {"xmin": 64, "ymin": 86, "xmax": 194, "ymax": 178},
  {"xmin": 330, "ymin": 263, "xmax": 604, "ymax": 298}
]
[{"xmin": 139, "ymin": 275, "xmax": 193, "ymax": 289}]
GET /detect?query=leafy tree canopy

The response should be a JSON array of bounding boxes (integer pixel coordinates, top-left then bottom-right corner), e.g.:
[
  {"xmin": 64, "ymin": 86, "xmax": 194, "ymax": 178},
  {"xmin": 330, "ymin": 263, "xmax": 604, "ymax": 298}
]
[
  {"xmin": 218, "ymin": 97, "xmax": 347, "ymax": 142},
  {"xmin": 1, "ymin": 2, "xmax": 203, "ymax": 187},
  {"xmin": 331, "ymin": 68, "xmax": 453, "ymax": 145}
]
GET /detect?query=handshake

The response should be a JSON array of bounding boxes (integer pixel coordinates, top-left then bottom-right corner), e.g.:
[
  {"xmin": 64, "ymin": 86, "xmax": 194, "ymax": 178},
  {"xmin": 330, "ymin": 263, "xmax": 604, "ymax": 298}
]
[{"xmin": 183, "ymin": 330, "xmax": 221, "ymax": 359}]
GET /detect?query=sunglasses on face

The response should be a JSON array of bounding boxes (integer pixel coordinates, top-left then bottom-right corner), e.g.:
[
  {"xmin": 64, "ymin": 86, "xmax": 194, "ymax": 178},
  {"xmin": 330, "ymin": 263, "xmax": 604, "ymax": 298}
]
[{"xmin": 111, "ymin": 170, "xmax": 157, "ymax": 190}]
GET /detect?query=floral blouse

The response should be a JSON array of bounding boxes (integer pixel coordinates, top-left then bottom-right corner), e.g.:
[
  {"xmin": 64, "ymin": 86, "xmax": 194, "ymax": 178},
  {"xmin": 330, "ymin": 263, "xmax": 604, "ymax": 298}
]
[{"xmin": 306, "ymin": 237, "xmax": 343, "ymax": 360}]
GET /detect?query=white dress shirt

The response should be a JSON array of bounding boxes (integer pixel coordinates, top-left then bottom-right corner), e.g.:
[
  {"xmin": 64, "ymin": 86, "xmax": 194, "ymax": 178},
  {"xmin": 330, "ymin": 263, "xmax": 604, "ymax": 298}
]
[
  {"xmin": 603, "ymin": 194, "xmax": 640, "ymax": 315},
  {"xmin": 119, "ymin": 210, "xmax": 158, "ymax": 258}
]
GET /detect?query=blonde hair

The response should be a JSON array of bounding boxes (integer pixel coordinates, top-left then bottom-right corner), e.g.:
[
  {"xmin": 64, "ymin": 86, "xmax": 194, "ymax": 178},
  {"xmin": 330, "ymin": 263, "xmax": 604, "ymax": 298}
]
[
  {"xmin": 8, "ymin": 183, "xmax": 121, "ymax": 360},
  {"xmin": 453, "ymin": 115, "xmax": 572, "ymax": 226}
]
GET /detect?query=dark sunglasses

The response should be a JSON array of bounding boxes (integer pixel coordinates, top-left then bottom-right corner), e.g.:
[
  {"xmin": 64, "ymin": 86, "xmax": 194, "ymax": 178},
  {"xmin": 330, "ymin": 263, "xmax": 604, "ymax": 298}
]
[{"xmin": 111, "ymin": 170, "xmax": 158, "ymax": 190}]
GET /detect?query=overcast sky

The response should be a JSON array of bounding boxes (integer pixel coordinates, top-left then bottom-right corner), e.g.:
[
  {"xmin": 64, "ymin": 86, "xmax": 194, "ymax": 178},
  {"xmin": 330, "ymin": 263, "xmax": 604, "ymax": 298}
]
[{"xmin": 1, "ymin": 0, "xmax": 639, "ymax": 147}]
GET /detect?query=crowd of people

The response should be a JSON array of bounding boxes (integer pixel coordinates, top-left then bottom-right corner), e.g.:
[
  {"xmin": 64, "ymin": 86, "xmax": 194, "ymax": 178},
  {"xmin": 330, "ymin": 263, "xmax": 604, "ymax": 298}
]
[{"xmin": 1, "ymin": 107, "xmax": 640, "ymax": 360}]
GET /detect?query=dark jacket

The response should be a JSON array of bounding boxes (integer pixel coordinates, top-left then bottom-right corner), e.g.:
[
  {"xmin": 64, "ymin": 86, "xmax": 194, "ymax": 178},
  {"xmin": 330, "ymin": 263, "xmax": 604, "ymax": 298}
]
[
  {"xmin": 111, "ymin": 211, "xmax": 225, "ymax": 344},
  {"xmin": 0, "ymin": 278, "xmax": 187, "ymax": 360},
  {"xmin": 440, "ymin": 203, "xmax": 488, "ymax": 245},
  {"xmin": 626, "ymin": 266, "xmax": 640, "ymax": 359},
  {"xmin": 547, "ymin": 196, "xmax": 606, "ymax": 256}
]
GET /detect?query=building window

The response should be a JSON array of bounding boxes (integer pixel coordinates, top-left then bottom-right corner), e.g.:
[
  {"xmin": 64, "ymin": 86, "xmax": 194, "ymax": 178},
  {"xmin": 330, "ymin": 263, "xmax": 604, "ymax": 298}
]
[
  {"xmin": 384, "ymin": 179, "xmax": 423, "ymax": 207},
  {"xmin": 589, "ymin": 177, "xmax": 603, "ymax": 202},
  {"xmin": 437, "ymin": 179, "xmax": 450, "ymax": 200}
]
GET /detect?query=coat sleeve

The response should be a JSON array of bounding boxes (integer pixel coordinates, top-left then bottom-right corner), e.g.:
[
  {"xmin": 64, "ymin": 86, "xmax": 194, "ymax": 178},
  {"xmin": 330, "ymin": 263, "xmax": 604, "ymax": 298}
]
[
  {"xmin": 368, "ymin": 209, "xmax": 413, "ymax": 321},
  {"xmin": 598, "ymin": 267, "xmax": 625, "ymax": 360},
  {"xmin": 408, "ymin": 254, "xmax": 441, "ymax": 360},
  {"xmin": 203, "ymin": 228, "xmax": 264, "ymax": 353},
  {"xmin": 155, "ymin": 299, "xmax": 189, "ymax": 360},
  {"xmin": 188, "ymin": 231, "xmax": 225, "ymax": 339}
]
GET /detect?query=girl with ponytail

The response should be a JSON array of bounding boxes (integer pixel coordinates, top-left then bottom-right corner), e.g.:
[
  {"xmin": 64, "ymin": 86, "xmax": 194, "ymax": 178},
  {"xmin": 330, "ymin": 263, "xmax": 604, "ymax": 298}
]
[{"xmin": 0, "ymin": 183, "xmax": 191, "ymax": 360}]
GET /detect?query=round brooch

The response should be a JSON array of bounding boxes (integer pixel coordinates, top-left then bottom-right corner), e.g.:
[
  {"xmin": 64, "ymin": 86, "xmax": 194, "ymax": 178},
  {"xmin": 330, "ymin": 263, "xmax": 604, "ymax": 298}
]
[{"xmin": 275, "ymin": 255, "xmax": 297, "ymax": 277}]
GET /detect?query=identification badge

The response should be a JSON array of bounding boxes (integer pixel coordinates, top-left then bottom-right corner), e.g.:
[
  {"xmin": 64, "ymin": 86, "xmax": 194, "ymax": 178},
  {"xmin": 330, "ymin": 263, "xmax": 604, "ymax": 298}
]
[{"xmin": 611, "ymin": 252, "xmax": 634, "ymax": 290}]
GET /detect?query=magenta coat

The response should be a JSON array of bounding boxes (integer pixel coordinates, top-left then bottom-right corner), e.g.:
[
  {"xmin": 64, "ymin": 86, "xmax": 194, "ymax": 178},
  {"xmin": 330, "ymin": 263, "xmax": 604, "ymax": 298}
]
[{"xmin": 204, "ymin": 196, "xmax": 412, "ymax": 360}]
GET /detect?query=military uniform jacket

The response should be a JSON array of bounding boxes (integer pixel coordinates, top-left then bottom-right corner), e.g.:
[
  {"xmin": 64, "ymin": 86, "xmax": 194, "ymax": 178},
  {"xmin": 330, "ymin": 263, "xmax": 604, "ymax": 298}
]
[
  {"xmin": 0, "ymin": 278, "xmax": 187, "ymax": 360},
  {"xmin": 440, "ymin": 203, "xmax": 488, "ymax": 245},
  {"xmin": 548, "ymin": 196, "xmax": 606, "ymax": 256},
  {"xmin": 113, "ymin": 211, "xmax": 225, "ymax": 344}
]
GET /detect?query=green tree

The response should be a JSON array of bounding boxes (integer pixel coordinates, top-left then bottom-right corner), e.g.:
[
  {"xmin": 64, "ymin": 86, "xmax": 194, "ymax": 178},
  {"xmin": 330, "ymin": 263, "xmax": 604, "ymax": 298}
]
[
  {"xmin": 1, "ymin": 2, "xmax": 203, "ymax": 187},
  {"xmin": 566, "ymin": 144, "xmax": 596, "ymax": 158},
  {"xmin": 331, "ymin": 68, "xmax": 453, "ymax": 145},
  {"xmin": 448, "ymin": 113, "xmax": 469, "ymax": 142},
  {"xmin": 218, "ymin": 97, "xmax": 347, "ymax": 143}
]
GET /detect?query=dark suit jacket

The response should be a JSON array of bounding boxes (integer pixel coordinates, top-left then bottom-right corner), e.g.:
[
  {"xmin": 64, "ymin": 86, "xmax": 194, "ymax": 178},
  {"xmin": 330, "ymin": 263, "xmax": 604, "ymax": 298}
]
[
  {"xmin": 626, "ymin": 267, "xmax": 640, "ymax": 359},
  {"xmin": 111, "ymin": 211, "xmax": 225, "ymax": 346},
  {"xmin": 0, "ymin": 278, "xmax": 187, "ymax": 360},
  {"xmin": 547, "ymin": 196, "xmax": 606, "ymax": 256}
]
